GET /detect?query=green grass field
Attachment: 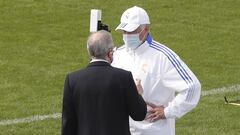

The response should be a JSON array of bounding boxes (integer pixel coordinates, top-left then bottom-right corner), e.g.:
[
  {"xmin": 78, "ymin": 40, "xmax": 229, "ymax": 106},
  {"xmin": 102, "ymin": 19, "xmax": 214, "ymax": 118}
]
[{"xmin": 0, "ymin": 0, "xmax": 240, "ymax": 134}]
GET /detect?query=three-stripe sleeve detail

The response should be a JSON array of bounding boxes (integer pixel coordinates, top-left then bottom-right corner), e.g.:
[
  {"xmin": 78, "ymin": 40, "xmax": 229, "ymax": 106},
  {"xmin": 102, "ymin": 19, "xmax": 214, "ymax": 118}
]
[{"xmin": 149, "ymin": 41, "xmax": 195, "ymax": 102}]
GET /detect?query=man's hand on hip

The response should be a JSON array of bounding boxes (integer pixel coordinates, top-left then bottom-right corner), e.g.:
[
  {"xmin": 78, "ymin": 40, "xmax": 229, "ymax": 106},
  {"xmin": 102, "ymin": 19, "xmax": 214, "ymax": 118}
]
[{"xmin": 145, "ymin": 102, "xmax": 166, "ymax": 122}]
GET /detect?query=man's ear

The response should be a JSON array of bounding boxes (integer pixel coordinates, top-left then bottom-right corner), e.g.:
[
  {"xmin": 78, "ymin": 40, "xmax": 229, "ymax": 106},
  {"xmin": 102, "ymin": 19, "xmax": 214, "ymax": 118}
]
[
  {"xmin": 108, "ymin": 51, "xmax": 113, "ymax": 58},
  {"xmin": 140, "ymin": 28, "xmax": 149, "ymax": 41},
  {"xmin": 107, "ymin": 50, "xmax": 114, "ymax": 63}
]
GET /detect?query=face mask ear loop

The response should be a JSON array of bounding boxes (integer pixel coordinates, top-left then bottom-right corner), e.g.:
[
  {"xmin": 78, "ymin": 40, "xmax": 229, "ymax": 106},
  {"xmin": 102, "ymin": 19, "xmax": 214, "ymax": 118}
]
[{"xmin": 139, "ymin": 28, "xmax": 148, "ymax": 43}]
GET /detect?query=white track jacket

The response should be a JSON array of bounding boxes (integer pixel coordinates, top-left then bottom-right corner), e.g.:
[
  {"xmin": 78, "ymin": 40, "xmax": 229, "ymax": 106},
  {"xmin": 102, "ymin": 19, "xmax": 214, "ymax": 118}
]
[{"xmin": 112, "ymin": 35, "xmax": 201, "ymax": 135}]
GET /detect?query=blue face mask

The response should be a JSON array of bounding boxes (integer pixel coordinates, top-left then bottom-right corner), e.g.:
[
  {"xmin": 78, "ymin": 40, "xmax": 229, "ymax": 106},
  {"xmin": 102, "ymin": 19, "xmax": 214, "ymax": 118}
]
[{"xmin": 123, "ymin": 33, "xmax": 142, "ymax": 50}]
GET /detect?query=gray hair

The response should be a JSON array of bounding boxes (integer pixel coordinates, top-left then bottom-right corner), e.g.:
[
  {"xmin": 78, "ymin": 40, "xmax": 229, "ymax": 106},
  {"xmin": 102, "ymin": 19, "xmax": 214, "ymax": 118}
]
[
  {"xmin": 87, "ymin": 30, "xmax": 114, "ymax": 59},
  {"xmin": 139, "ymin": 24, "xmax": 150, "ymax": 31}
]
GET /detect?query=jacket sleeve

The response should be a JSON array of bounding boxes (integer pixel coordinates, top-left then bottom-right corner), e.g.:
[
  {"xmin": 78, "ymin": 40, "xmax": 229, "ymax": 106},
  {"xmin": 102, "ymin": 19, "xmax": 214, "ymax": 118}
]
[
  {"xmin": 125, "ymin": 72, "xmax": 147, "ymax": 121},
  {"xmin": 161, "ymin": 55, "xmax": 201, "ymax": 119},
  {"xmin": 61, "ymin": 74, "xmax": 77, "ymax": 135}
]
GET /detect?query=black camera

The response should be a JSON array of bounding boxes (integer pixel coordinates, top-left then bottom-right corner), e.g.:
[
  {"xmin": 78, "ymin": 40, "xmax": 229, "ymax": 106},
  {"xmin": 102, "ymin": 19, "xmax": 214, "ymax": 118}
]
[
  {"xmin": 98, "ymin": 21, "xmax": 110, "ymax": 32},
  {"xmin": 90, "ymin": 9, "xmax": 110, "ymax": 32}
]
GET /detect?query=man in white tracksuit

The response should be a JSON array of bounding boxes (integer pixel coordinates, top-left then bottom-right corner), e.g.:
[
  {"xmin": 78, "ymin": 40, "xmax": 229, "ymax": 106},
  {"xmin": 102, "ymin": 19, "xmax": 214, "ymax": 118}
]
[{"xmin": 112, "ymin": 6, "xmax": 201, "ymax": 135}]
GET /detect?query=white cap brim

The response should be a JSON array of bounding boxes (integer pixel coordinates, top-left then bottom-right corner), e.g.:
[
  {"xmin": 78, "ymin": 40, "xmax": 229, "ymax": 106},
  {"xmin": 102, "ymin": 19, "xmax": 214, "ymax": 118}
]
[{"xmin": 115, "ymin": 23, "xmax": 140, "ymax": 32}]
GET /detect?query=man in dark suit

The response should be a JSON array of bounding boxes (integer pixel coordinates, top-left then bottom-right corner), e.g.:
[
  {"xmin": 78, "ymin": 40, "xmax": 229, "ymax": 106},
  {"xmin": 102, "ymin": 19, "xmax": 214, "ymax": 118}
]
[{"xmin": 61, "ymin": 30, "xmax": 147, "ymax": 135}]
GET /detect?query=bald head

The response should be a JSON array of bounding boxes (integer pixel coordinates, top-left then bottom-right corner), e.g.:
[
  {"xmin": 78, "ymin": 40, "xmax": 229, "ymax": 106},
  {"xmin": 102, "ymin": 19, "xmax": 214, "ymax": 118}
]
[{"xmin": 87, "ymin": 30, "xmax": 114, "ymax": 59}]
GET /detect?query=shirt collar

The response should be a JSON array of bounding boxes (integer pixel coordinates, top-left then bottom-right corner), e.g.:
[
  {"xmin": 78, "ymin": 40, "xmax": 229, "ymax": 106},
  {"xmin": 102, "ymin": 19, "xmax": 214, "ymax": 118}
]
[{"xmin": 90, "ymin": 59, "xmax": 109, "ymax": 63}]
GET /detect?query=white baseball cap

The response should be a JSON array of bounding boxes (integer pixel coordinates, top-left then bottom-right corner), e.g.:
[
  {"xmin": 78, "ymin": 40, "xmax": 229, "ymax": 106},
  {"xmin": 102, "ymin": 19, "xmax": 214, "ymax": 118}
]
[{"xmin": 115, "ymin": 6, "xmax": 150, "ymax": 32}]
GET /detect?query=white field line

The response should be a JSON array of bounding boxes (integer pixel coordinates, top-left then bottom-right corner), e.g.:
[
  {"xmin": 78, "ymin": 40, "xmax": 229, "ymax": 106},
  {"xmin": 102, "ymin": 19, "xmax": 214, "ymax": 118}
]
[
  {"xmin": 0, "ymin": 113, "xmax": 61, "ymax": 126},
  {"xmin": 201, "ymin": 84, "xmax": 240, "ymax": 96},
  {"xmin": 0, "ymin": 84, "xmax": 240, "ymax": 126}
]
